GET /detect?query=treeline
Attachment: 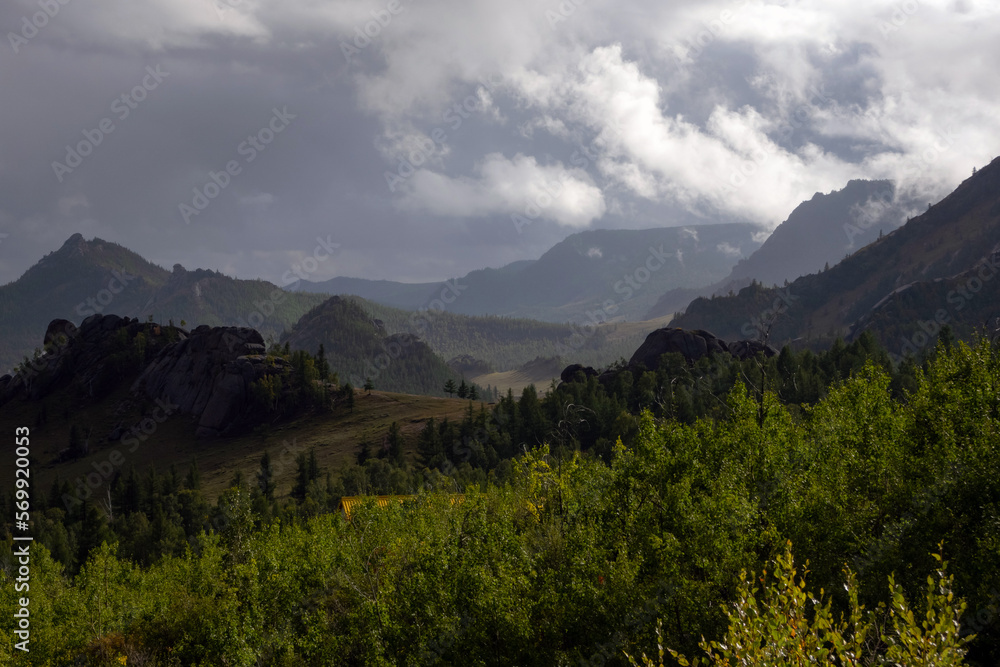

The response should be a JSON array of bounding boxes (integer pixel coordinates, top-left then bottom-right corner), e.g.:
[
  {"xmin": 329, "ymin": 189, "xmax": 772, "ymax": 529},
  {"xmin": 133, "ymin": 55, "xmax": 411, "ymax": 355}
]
[{"xmin": 3, "ymin": 334, "xmax": 1000, "ymax": 664}]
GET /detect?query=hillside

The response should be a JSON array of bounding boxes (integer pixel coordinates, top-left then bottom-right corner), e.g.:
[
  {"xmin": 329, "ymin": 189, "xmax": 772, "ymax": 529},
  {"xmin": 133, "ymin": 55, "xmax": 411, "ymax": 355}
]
[
  {"xmin": 646, "ymin": 179, "xmax": 910, "ymax": 319},
  {"xmin": 669, "ymin": 157, "xmax": 1000, "ymax": 352},
  {"xmin": 0, "ymin": 313, "xmax": 478, "ymax": 500},
  {"xmin": 279, "ymin": 296, "xmax": 463, "ymax": 396},
  {"xmin": 0, "ymin": 369, "xmax": 475, "ymax": 503},
  {"xmin": 0, "ymin": 234, "xmax": 327, "ymax": 373},
  {"xmin": 296, "ymin": 224, "xmax": 764, "ymax": 322}
]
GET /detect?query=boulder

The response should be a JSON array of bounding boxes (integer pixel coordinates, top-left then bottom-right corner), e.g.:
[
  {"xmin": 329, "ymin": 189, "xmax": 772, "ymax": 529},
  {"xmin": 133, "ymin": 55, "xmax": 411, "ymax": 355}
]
[
  {"xmin": 560, "ymin": 363, "xmax": 598, "ymax": 383},
  {"xmin": 44, "ymin": 319, "xmax": 78, "ymax": 347},
  {"xmin": 628, "ymin": 327, "xmax": 729, "ymax": 370}
]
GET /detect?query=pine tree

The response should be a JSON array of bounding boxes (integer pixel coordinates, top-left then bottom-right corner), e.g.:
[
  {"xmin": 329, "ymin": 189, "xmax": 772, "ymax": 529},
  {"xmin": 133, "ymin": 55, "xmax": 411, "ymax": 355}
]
[
  {"xmin": 184, "ymin": 459, "xmax": 201, "ymax": 490},
  {"xmin": 292, "ymin": 449, "xmax": 319, "ymax": 501},
  {"xmin": 417, "ymin": 418, "xmax": 441, "ymax": 467},
  {"xmin": 469, "ymin": 385, "xmax": 479, "ymax": 401},
  {"xmin": 387, "ymin": 422, "xmax": 404, "ymax": 465},
  {"xmin": 257, "ymin": 451, "xmax": 275, "ymax": 499},
  {"xmin": 356, "ymin": 436, "xmax": 372, "ymax": 465},
  {"xmin": 444, "ymin": 379, "xmax": 457, "ymax": 397},
  {"xmin": 364, "ymin": 377, "xmax": 374, "ymax": 395},
  {"xmin": 317, "ymin": 343, "xmax": 330, "ymax": 381},
  {"xmin": 457, "ymin": 379, "xmax": 468, "ymax": 399},
  {"xmin": 344, "ymin": 383, "xmax": 355, "ymax": 413},
  {"xmin": 308, "ymin": 447, "xmax": 319, "ymax": 481}
]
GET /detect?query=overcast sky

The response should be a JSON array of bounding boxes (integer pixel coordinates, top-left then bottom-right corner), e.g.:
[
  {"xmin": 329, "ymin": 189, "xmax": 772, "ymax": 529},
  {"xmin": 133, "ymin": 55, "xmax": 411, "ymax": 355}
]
[{"xmin": 1, "ymin": 0, "xmax": 997, "ymax": 286}]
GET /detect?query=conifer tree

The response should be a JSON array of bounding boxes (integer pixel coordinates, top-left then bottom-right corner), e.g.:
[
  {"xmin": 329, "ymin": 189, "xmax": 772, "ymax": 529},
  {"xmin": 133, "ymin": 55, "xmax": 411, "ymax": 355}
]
[
  {"xmin": 387, "ymin": 422, "xmax": 404, "ymax": 465},
  {"xmin": 184, "ymin": 459, "xmax": 201, "ymax": 491},
  {"xmin": 344, "ymin": 382, "xmax": 355, "ymax": 413},
  {"xmin": 356, "ymin": 436, "xmax": 372, "ymax": 465},
  {"xmin": 257, "ymin": 451, "xmax": 275, "ymax": 499},
  {"xmin": 316, "ymin": 343, "xmax": 330, "ymax": 381}
]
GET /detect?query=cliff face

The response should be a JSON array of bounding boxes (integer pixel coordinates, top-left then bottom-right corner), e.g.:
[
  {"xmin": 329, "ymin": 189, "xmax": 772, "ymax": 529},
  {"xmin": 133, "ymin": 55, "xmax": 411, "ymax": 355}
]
[
  {"xmin": 132, "ymin": 323, "xmax": 290, "ymax": 437},
  {"xmin": 0, "ymin": 314, "xmax": 290, "ymax": 439}
]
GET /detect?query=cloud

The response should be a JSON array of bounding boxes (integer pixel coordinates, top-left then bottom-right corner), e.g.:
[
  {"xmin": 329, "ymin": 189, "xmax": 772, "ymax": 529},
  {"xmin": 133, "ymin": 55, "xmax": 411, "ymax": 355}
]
[
  {"xmin": 716, "ymin": 242, "xmax": 743, "ymax": 258},
  {"xmin": 2, "ymin": 0, "xmax": 999, "ymax": 287},
  {"xmin": 397, "ymin": 153, "xmax": 606, "ymax": 228}
]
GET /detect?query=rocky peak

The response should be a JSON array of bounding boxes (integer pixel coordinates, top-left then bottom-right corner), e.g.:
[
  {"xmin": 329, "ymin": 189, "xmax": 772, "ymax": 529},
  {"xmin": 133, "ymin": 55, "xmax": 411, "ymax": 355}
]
[{"xmin": 1, "ymin": 314, "xmax": 291, "ymax": 441}]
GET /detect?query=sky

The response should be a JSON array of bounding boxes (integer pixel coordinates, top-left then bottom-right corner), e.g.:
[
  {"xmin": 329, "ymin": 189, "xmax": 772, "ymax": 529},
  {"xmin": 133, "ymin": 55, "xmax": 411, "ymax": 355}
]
[{"xmin": 1, "ymin": 0, "xmax": 998, "ymax": 286}]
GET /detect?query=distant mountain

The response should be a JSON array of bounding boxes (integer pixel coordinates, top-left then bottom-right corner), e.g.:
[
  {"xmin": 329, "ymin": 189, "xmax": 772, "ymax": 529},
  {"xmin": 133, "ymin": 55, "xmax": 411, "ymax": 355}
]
[
  {"xmin": 295, "ymin": 224, "xmax": 764, "ymax": 323},
  {"xmin": 294, "ymin": 276, "xmax": 440, "ymax": 310},
  {"xmin": 668, "ymin": 157, "xmax": 1000, "ymax": 355},
  {"xmin": 646, "ymin": 179, "xmax": 911, "ymax": 319},
  {"xmin": 724, "ymin": 179, "xmax": 908, "ymax": 286},
  {"xmin": 0, "ymin": 234, "xmax": 680, "ymax": 384},
  {"xmin": 280, "ymin": 296, "xmax": 461, "ymax": 396},
  {"xmin": 0, "ymin": 234, "xmax": 326, "ymax": 373}
]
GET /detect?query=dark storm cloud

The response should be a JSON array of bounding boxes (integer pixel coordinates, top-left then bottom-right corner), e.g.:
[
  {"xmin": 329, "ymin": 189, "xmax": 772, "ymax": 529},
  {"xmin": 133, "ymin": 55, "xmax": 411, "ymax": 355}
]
[{"xmin": 1, "ymin": 0, "xmax": 998, "ymax": 285}]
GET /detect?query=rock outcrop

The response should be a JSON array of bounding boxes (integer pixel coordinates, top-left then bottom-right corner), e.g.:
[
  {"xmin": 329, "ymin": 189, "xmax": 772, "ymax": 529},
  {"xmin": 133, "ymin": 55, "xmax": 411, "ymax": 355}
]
[
  {"xmin": 1, "ymin": 314, "xmax": 292, "ymax": 439},
  {"xmin": 627, "ymin": 328, "xmax": 730, "ymax": 370},
  {"xmin": 560, "ymin": 326, "xmax": 778, "ymax": 387},
  {"xmin": 560, "ymin": 363, "xmax": 598, "ymax": 383},
  {"xmin": 1, "ymin": 313, "xmax": 139, "ymax": 404},
  {"xmin": 133, "ymin": 325, "xmax": 288, "ymax": 437}
]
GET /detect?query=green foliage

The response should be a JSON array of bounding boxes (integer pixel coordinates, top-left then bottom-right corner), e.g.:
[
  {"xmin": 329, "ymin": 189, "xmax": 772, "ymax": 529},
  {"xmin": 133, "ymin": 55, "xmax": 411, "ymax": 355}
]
[
  {"xmin": 5, "ymin": 337, "xmax": 1000, "ymax": 665},
  {"xmin": 633, "ymin": 543, "xmax": 971, "ymax": 667}
]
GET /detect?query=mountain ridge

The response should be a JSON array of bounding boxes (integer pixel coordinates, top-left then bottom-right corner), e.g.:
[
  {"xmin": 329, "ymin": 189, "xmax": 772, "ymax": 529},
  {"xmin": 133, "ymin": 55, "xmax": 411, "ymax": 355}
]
[{"xmin": 669, "ymin": 157, "xmax": 1000, "ymax": 353}]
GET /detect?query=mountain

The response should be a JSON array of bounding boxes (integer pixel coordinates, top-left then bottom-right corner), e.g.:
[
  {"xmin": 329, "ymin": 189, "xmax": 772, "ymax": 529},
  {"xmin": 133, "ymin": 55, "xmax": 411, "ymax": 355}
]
[
  {"xmin": 668, "ymin": 157, "xmax": 1000, "ymax": 355},
  {"xmin": 0, "ymin": 234, "xmax": 678, "ymax": 387},
  {"xmin": 277, "ymin": 294, "xmax": 680, "ymax": 395},
  {"xmin": 0, "ymin": 234, "xmax": 328, "ymax": 373},
  {"xmin": 279, "ymin": 296, "xmax": 462, "ymax": 396},
  {"xmin": 295, "ymin": 224, "xmax": 764, "ymax": 322},
  {"xmin": 646, "ymin": 179, "xmax": 911, "ymax": 319},
  {"xmin": 293, "ymin": 276, "xmax": 440, "ymax": 310}
]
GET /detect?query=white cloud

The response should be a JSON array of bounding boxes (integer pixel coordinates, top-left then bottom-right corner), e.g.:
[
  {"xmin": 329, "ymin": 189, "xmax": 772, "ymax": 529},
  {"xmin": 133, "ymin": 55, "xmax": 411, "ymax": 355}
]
[
  {"xmin": 716, "ymin": 242, "xmax": 742, "ymax": 258},
  {"xmin": 507, "ymin": 43, "xmax": 857, "ymax": 227},
  {"xmin": 398, "ymin": 153, "xmax": 606, "ymax": 228}
]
